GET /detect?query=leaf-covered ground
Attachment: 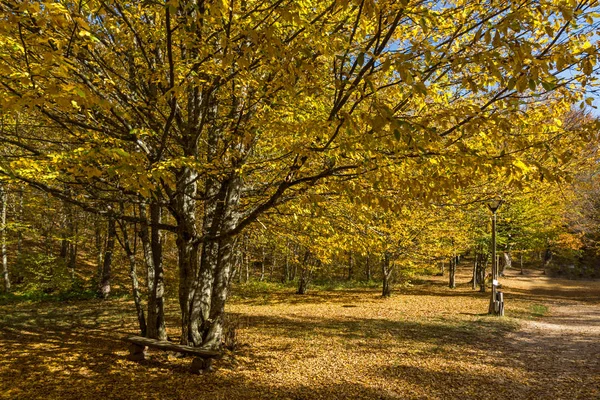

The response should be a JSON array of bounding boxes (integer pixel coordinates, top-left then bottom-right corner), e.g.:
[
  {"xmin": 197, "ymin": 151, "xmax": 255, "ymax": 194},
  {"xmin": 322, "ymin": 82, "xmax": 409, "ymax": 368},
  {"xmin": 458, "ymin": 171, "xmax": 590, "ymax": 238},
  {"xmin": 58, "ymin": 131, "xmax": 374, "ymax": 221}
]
[{"xmin": 1, "ymin": 268, "xmax": 599, "ymax": 400}]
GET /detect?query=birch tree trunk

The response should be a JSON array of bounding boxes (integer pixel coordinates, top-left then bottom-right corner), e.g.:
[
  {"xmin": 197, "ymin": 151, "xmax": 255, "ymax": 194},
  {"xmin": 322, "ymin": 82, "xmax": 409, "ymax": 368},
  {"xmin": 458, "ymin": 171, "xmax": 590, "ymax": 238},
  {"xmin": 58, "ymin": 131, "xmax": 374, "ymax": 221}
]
[
  {"xmin": 15, "ymin": 188, "xmax": 23, "ymax": 268},
  {"xmin": 260, "ymin": 247, "xmax": 265, "ymax": 281},
  {"xmin": 0, "ymin": 185, "xmax": 9, "ymax": 292}
]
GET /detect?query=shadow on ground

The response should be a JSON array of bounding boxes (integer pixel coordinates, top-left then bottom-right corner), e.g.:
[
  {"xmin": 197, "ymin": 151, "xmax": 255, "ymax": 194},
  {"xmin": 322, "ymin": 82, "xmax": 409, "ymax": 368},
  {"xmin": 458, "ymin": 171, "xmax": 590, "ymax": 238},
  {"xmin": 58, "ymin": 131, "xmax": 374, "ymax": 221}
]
[{"xmin": 0, "ymin": 268, "xmax": 599, "ymax": 399}]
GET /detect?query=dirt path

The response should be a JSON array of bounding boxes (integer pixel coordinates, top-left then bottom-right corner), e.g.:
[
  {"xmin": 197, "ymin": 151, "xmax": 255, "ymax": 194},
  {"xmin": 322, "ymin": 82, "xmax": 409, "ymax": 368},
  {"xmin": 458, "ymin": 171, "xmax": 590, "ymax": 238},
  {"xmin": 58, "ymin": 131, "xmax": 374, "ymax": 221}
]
[{"xmin": 502, "ymin": 271, "xmax": 600, "ymax": 399}]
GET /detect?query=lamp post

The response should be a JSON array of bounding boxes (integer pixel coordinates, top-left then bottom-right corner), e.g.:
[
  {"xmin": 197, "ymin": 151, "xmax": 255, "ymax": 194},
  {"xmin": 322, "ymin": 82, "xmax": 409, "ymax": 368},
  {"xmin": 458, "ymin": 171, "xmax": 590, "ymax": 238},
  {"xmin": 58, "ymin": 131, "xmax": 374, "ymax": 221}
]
[{"xmin": 487, "ymin": 198, "xmax": 504, "ymax": 316}]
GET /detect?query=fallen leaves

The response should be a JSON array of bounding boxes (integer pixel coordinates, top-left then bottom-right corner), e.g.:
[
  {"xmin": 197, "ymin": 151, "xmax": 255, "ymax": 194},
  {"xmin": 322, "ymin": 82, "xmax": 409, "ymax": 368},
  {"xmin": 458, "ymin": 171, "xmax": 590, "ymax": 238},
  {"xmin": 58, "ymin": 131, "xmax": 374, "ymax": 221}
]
[{"xmin": 0, "ymin": 268, "xmax": 599, "ymax": 399}]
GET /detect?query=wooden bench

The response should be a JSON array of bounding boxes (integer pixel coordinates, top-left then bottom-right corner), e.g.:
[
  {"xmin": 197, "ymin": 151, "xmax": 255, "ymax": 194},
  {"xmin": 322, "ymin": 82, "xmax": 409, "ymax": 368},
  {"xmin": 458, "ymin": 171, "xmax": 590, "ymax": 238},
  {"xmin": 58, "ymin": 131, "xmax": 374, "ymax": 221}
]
[{"xmin": 124, "ymin": 336, "xmax": 221, "ymax": 373}]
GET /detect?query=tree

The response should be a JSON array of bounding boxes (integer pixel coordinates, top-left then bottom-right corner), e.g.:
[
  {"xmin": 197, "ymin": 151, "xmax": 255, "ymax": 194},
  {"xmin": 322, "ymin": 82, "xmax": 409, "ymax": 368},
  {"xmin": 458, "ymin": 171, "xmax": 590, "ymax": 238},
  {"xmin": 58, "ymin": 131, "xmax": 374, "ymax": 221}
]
[
  {"xmin": 0, "ymin": 182, "xmax": 9, "ymax": 292},
  {"xmin": 1, "ymin": 0, "xmax": 597, "ymax": 348}
]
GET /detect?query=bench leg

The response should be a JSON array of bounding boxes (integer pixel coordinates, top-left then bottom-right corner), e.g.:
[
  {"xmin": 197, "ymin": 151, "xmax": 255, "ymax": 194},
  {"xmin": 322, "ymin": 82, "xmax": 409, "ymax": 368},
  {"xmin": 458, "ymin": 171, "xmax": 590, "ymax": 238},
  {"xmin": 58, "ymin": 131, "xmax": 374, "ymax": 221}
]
[
  {"xmin": 190, "ymin": 357, "xmax": 213, "ymax": 374},
  {"xmin": 127, "ymin": 343, "xmax": 147, "ymax": 361}
]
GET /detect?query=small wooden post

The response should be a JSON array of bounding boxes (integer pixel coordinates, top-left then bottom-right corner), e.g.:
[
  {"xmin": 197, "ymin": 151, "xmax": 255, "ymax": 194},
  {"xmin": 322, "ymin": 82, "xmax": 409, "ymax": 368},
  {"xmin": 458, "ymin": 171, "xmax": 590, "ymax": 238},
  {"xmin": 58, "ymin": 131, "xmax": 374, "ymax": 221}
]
[{"xmin": 497, "ymin": 292, "xmax": 504, "ymax": 316}]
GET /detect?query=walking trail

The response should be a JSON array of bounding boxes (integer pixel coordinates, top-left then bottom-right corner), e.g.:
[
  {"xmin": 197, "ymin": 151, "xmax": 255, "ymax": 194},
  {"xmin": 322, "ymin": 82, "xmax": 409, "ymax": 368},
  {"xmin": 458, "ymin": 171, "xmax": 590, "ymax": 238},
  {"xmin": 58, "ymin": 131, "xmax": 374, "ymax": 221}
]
[{"xmin": 502, "ymin": 270, "xmax": 600, "ymax": 399}]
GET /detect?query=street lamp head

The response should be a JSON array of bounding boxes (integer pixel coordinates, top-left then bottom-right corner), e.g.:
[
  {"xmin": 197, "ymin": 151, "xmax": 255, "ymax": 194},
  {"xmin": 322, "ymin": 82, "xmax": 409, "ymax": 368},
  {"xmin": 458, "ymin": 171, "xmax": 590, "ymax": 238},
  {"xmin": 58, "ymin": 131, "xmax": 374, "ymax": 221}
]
[{"xmin": 487, "ymin": 198, "xmax": 503, "ymax": 213}]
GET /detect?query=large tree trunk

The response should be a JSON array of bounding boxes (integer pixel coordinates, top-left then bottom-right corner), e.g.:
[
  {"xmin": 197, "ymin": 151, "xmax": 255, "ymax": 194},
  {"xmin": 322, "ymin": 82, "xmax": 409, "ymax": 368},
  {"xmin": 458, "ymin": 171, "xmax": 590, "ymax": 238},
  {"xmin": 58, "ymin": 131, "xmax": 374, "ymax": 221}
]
[
  {"xmin": 139, "ymin": 202, "xmax": 167, "ymax": 340},
  {"xmin": 192, "ymin": 177, "xmax": 241, "ymax": 348},
  {"xmin": 177, "ymin": 162, "xmax": 242, "ymax": 349},
  {"xmin": 382, "ymin": 253, "xmax": 393, "ymax": 297},
  {"xmin": 99, "ymin": 216, "xmax": 116, "ymax": 299},
  {"xmin": 0, "ymin": 185, "xmax": 9, "ymax": 292}
]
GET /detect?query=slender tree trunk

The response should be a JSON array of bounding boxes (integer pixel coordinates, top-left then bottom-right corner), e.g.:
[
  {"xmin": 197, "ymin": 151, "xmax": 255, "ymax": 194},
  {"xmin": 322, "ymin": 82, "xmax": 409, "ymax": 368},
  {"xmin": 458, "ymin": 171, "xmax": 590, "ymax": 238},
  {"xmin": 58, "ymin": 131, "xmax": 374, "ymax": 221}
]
[
  {"xmin": 15, "ymin": 188, "xmax": 23, "ymax": 268},
  {"xmin": 472, "ymin": 255, "xmax": 477, "ymax": 290},
  {"xmin": 365, "ymin": 253, "xmax": 371, "ymax": 281},
  {"xmin": 60, "ymin": 202, "xmax": 69, "ymax": 260},
  {"xmin": 296, "ymin": 250, "xmax": 311, "ymax": 295},
  {"xmin": 291, "ymin": 260, "xmax": 297, "ymax": 281},
  {"xmin": 244, "ymin": 242, "xmax": 250, "ymax": 283},
  {"xmin": 282, "ymin": 242, "xmax": 290, "ymax": 283},
  {"xmin": 139, "ymin": 202, "xmax": 167, "ymax": 340},
  {"xmin": 347, "ymin": 251, "xmax": 353, "ymax": 280},
  {"xmin": 440, "ymin": 260, "xmax": 444, "ymax": 276},
  {"xmin": 520, "ymin": 253, "xmax": 524, "ymax": 275},
  {"xmin": 99, "ymin": 216, "xmax": 116, "ymax": 299},
  {"xmin": 478, "ymin": 254, "xmax": 487, "ymax": 293},
  {"xmin": 236, "ymin": 240, "xmax": 243, "ymax": 284},
  {"xmin": 43, "ymin": 193, "xmax": 52, "ymax": 256},
  {"xmin": 500, "ymin": 252, "xmax": 511, "ymax": 276},
  {"xmin": 60, "ymin": 227, "xmax": 67, "ymax": 259},
  {"xmin": 150, "ymin": 203, "xmax": 167, "ymax": 340},
  {"xmin": 0, "ymin": 185, "xmax": 10, "ymax": 292},
  {"xmin": 116, "ymin": 215, "xmax": 146, "ymax": 336},
  {"xmin": 68, "ymin": 213, "xmax": 78, "ymax": 279},
  {"xmin": 95, "ymin": 215, "xmax": 104, "ymax": 283},
  {"xmin": 542, "ymin": 246, "xmax": 552, "ymax": 275},
  {"xmin": 448, "ymin": 255, "xmax": 456, "ymax": 289},
  {"xmin": 270, "ymin": 249, "xmax": 276, "ymax": 280},
  {"xmin": 260, "ymin": 247, "xmax": 265, "ymax": 281},
  {"xmin": 382, "ymin": 253, "xmax": 393, "ymax": 297}
]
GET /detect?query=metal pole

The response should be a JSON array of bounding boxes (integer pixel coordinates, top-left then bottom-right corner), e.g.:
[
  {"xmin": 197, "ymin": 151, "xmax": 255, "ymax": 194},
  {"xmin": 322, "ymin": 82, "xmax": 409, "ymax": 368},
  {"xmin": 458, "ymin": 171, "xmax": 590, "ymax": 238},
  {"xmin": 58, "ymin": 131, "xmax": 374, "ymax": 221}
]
[{"xmin": 489, "ymin": 210, "xmax": 497, "ymax": 315}]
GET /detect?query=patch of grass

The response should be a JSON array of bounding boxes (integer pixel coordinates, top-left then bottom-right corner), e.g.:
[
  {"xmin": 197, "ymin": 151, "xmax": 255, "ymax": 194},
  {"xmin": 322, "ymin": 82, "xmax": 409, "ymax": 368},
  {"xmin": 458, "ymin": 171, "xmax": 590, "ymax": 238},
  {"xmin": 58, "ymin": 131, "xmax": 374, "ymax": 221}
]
[
  {"xmin": 531, "ymin": 304, "xmax": 549, "ymax": 317},
  {"xmin": 313, "ymin": 279, "xmax": 381, "ymax": 291},
  {"xmin": 0, "ymin": 287, "xmax": 99, "ymax": 305}
]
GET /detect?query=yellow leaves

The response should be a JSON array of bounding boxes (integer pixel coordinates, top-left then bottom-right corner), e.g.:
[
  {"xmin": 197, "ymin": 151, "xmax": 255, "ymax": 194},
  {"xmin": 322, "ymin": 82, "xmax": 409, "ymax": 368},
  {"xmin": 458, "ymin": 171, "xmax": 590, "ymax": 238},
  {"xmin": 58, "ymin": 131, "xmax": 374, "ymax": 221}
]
[
  {"xmin": 396, "ymin": 64, "xmax": 413, "ymax": 84},
  {"xmin": 512, "ymin": 159, "xmax": 531, "ymax": 174}
]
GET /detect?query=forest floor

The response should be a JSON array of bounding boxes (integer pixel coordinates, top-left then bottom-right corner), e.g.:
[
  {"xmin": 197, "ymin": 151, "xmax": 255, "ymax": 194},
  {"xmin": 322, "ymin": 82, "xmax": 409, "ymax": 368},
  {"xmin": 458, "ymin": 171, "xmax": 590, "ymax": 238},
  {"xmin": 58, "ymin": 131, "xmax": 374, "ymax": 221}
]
[{"xmin": 0, "ymin": 267, "xmax": 599, "ymax": 400}]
